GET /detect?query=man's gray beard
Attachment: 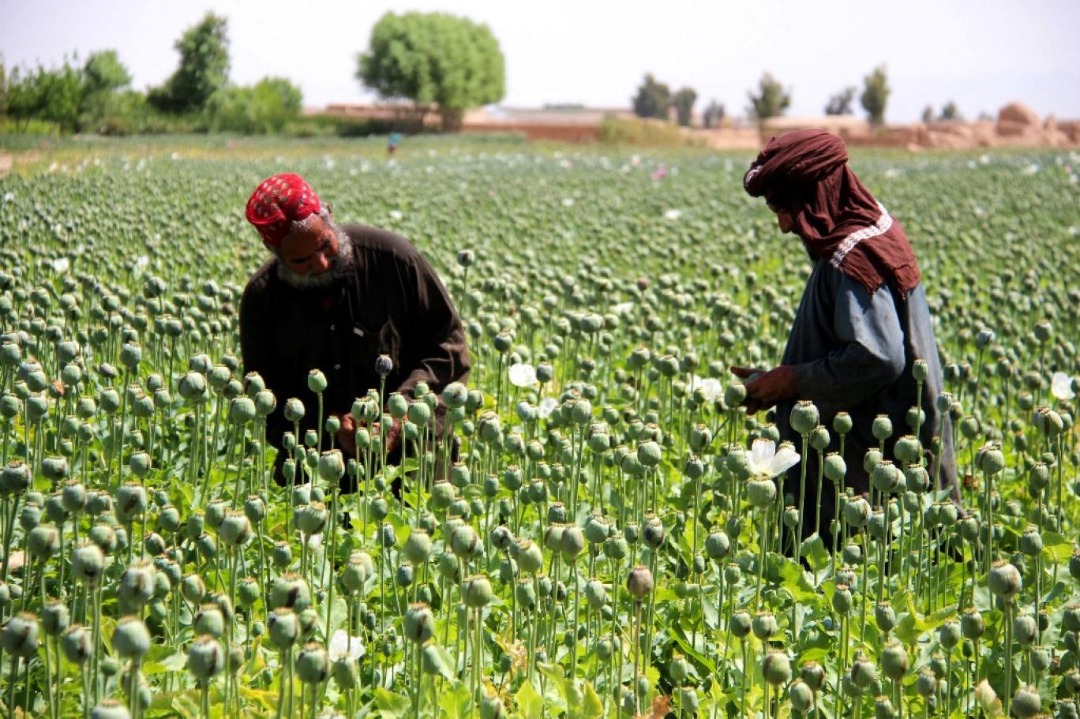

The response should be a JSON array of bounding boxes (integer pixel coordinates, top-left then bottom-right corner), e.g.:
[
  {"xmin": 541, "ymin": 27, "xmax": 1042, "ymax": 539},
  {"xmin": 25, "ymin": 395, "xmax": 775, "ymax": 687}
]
[{"xmin": 277, "ymin": 230, "xmax": 354, "ymax": 290}]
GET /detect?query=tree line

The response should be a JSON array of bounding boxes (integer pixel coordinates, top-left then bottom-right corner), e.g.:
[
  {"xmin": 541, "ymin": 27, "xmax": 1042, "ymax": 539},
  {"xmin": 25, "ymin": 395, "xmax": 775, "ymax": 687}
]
[
  {"xmin": 0, "ymin": 11, "xmax": 505, "ymax": 137},
  {"xmin": 632, "ymin": 67, "xmax": 966, "ymax": 128}
]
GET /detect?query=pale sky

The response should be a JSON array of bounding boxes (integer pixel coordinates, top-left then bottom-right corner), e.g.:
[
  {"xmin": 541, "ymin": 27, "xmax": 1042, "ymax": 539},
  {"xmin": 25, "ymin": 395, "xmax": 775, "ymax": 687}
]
[{"xmin": 2, "ymin": 0, "xmax": 1078, "ymax": 123}]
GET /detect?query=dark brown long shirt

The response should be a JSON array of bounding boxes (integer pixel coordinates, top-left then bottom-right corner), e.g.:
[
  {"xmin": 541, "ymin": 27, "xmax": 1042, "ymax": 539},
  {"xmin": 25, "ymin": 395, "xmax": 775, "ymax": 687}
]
[{"xmin": 239, "ymin": 223, "xmax": 469, "ymax": 474}]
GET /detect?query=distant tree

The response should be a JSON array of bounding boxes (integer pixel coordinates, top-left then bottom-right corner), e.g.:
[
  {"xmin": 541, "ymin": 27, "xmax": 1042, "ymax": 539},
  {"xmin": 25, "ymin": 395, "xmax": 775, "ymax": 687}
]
[
  {"xmin": 825, "ymin": 86, "xmax": 856, "ymax": 116},
  {"xmin": 5, "ymin": 61, "xmax": 84, "ymax": 132},
  {"xmin": 83, "ymin": 50, "xmax": 131, "ymax": 95},
  {"xmin": 149, "ymin": 13, "xmax": 230, "ymax": 114},
  {"xmin": 80, "ymin": 50, "xmax": 133, "ymax": 130},
  {"xmin": 938, "ymin": 101, "xmax": 961, "ymax": 121},
  {"xmin": 747, "ymin": 72, "xmax": 791, "ymax": 122},
  {"xmin": 0, "ymin": 59, "xmax": 7, "ymax": 117},
  {"xmin": 860, "ymin": 65, "xmax": 890, "ymax": 126},
  {"xmin": 671, "ymin": 87, "xmax": 697, "ymax": 127},
  {"xmin": 631, "ymin": 74, "xmax": 671, "ymax": 121},
  {"xmin": 921, "ymin": 105, "xmax": 934, "ymax": 124},
  {"xmin": 206, "ymin": 77, "xmax": 303, "ymax": 134},
  {"xmin": 358, "ymin": 12, "xmax": 505, "ymax": 131},
  {"xmin": 702, "ymin": 100, "xmax": 725, "ymax": 129}
]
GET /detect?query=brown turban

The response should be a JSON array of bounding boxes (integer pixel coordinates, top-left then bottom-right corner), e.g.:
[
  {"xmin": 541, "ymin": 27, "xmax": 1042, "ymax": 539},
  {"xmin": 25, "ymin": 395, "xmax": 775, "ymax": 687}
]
[{"xmin": 744, "ymin": 129, "xmax": 921, "ymax": 298}]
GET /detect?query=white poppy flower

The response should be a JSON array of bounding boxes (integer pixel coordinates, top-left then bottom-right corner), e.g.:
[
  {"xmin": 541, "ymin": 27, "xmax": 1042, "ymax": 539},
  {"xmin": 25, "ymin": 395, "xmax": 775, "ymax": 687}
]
[
  {"xmin": 135, "ymin": 255, "xmax": 150, "ymax": 270},
  {"xmin": 328, "ymin": 629, "xmax": 364, "ymax": 661},
  {"xmin": 51, "ymin": 258, "xmax": 70, "ymax": 274},
  {"xmin": 537, "ymin": 397, "xmax": 558, "ymax": 418},
  {"xmin": 389, "ymin": 210, "xmax": 403, "ymax": 220},
  {"xmin": 562, "ymin": 197, "xmax": 575, "ymax": 207},
  {"xmin": 509, "ymin": 363, "xmax": 537, "ymax": 388},
  {"xmin": 696, "ymin": 377, "xmax": 723, "ymax": 403},
  {"xmin": 663, "ymin": 209, "xmax": 682, "ymax": 220},
  {"xmin": 611, "ymin": 301, "xmax": 635, "ymax": 315},
  {"xmin": 300, "ymin": 531, "xmax": 322, "ymax": 549},
  {"xmin": 747, "ymin": 439, "xmax": 800, "ymax": 478},
  {"xmin": 1051, "ymin": 372, "xmax": 1075, "ymax": 401}
]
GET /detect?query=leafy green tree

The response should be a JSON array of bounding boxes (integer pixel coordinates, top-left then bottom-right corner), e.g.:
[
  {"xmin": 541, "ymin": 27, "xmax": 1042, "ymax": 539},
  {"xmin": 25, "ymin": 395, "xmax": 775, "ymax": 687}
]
[
  {"xmin": 205, "ymin": 77, "xmax": 302, "ymax": 134},
  {"xmin": 83, "ymin": 50, "xmax": 131, "ymax": 95},
  {"xmin": 825, "ymin": 86, "xmax": 856, "ymax": 116},
  {"xmin": 632, "ymin": 74, "xmax": 671, "ymax": 121},
  {"xmin": 0, "ymin": 59, "xmax": 7, "ymax": 118},
  {"xmin": 921, "ymin": 105, "xmax": 934, "ymax": 124},
  {"xmin": 150, "ymin": 13, "xmax": 230, "ymax": 114},
  {"xmin": 5, "ymin": 61, "xmax": 84, "ymax": 132},
  {"xmin": 80, "ymin": 50, "xmax": 133, "ymax": 131},
  {"xmin": 860, "ymin": 65, "xmax": 890, "ymax": 126},
  {"xmin": 358, "ymin": 12, "xmax": 505, "ymax": 131},
  {"xmin": 939, "ymin": 101, "xmax": 961, "ymax": 121},
  {"xmin": 747, "ymin": 72, "xmax": 791, "ymax": 122},
  {"xmin": 671, "ymin": 87, "xmax": 697, "ymax": 127},
  {"xmin": 702, "ymin": 100, "xmax": 725, "ymax": 129}
]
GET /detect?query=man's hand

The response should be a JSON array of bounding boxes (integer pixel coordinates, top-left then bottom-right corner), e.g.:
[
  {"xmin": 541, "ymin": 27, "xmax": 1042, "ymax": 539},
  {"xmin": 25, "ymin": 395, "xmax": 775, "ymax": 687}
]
[
  {"xmin": 732, "ymin": 365, "xmax": 798, "ymax": 414},
  {"xmin": 335, "ymin": 413, "xmax": 358, "ymax": 458}
]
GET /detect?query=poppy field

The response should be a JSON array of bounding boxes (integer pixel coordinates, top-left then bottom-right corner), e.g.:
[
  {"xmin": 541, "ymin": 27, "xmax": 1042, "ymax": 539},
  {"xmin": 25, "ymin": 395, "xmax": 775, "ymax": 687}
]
[{"xmin": 0, "ymin": 137, "xmax": 1078, "ymax": 718}]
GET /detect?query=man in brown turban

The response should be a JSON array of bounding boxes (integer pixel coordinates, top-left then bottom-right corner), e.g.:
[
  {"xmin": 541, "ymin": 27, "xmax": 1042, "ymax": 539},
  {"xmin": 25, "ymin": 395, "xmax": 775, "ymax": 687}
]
[{"xmin": 733, "ymin": 129, "xmax": 956, "ymax": 544}]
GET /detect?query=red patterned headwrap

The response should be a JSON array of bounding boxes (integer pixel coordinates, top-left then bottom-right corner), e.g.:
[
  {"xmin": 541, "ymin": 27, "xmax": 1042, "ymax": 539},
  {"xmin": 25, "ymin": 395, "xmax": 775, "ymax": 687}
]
[
  {"xmin": 245, "ymin": 173, "xmax": 322, "ymax": 248},
  {"xmin": 744, "ymin": 129, "xmax": 921, "ymax": 298}
]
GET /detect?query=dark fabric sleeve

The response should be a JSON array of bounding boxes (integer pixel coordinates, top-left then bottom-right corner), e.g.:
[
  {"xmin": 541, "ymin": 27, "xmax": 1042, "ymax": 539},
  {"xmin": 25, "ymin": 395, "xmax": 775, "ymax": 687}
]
[
  {"xmin": 791, "ymin": 274, "xmax": 905, "ymax": 405},
  {"xmin": 390, "ymin": 252, "xmax": 470, "ymax": 397},
  {"xmin": 240, "ymin": 279, "xmax": 289, "ymax": 448}
]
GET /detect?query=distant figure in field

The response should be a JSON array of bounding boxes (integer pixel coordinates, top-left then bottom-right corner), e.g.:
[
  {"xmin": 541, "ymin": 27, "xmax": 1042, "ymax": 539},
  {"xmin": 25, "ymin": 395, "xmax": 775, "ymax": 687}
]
[
  {"xmin": 387, "ymin": 132, "xmax": 401, "ymax": 156},
  {"xmin": 239, "ymin": 173, "xmax": 469, "ymax": 488},
  {"xmin": 732, "ymin": 129, "xmax": 957, "ymax": 540}
]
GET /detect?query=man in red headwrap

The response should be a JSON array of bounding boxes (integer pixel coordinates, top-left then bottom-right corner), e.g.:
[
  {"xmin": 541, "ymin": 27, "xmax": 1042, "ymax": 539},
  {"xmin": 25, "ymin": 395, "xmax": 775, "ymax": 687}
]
[
  {"xmin": 239, "ymin": 173, "xmax": 470, "ymax": 487},
  {"xmin": 733, "ymin": 129, "xmax": 956, "ymax": 544}
]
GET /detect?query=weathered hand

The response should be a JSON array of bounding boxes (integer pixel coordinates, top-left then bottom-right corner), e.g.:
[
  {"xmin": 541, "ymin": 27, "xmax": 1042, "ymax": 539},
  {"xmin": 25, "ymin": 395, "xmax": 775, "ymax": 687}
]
[
  {"xmin": 336, "ymin": 413, "xmax": 358, "ymax": 458},
  {"xmin": 742, "ymin": 365, "xmax": 798, "ymax": 414}
]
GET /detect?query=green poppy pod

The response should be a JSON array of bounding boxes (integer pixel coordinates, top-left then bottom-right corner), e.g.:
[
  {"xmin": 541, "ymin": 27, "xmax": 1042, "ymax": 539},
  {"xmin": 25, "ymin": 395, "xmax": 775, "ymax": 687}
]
[
  {"xmin": 752, "ymin": 611, "xmax": 778, "ymax": 640},
  {"xmin": 402, "ymin": 529, "xmax": 433, "ymax": 565},
  {"xmin": 626, "ymin": 565, "xmax": 654, "ymax": 600},
  {"xmin": 790, "ymin": 401, "xmax": 820, "ymax": 436},
  {"xmin": 296, "ymin": 502, "xmax": 328, "ymax": 537},
  {"xmin": 875, "ymin": 602, "xmax": 897, "ymax": 633},
  {"xmin": 801, "ymin": 661, "xmax": 825, "ymax": 691},
  {"xmin": 177, "ymin": 372, "xmax": 207, "ymax": 402},
  {"xmin": 194, "ymin": 604, "xmax": 225, "ymax": 638},
  {"xmin": 111, "ymin": 616, "xmax": 150, "ymax": 659},
  {"xmin": 283, "ymin": 398, "xmax": 305, "ymax": 423},
  {"xmin": 61, "ymin": 624, "xmax": 92, "ymax": 665},
  {"xmin": 267, "ymin": 608, "xmax": 300, "ymax": 650},
  {"xmin": 71, "ymin": 542, "xmax": 106, "ymax": 585},
  {"xmin": 560, "ymin": 524, "xmax": 585, "ymax": 559},
  {"xmin": 462, "ymin": 574, "xmax": 494, "ymax": 608},
  {"xmin": 789, "ymin": 679, "xmax": 814, "ymax": 713},
  {"xmin": 988, "ymin": 560, "xmax": 1023, "ymax": 599},
  {"xmin": 1011, "ymin": 685, "xmax": 1042, "ymax": 718},
  {"xmin": 27, "ymin": 524, "xmax": 61, "ymax": 560},
  {"xmin": 747, "ymin": 478, "xmax": 777, "ymax": 508},
  {"xmin": 761, "ymin": 649, "xmax": 792, "ymax": 687},
  {"xmin": 186, "ymin": 634, "xmax": 225, "ymax": 680},
  {"xmin": 403, "ymin": 602, "xmax": 435, "ymax": 644},
  {"xmin": 1, "ymin": 612, "xmax": 39, "ymax": 658},
  {"xmin": 271, "ymin": 574, "xmax": 311, "ymax": 612},
  {"xmin": 881, "ymin": 642, "xmax": 908, "ymax": 680}
]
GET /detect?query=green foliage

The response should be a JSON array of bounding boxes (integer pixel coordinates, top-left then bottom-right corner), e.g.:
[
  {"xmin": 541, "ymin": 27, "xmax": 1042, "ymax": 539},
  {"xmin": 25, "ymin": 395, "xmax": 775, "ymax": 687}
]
[
  {"xmin": 671, "ymin": 86, "xmax": 697, "ymax": 127},
  {"xmin": 860, "ymin": 65, "xmax": 890, "ymax": 126},
  {"xmin": 631, "ymin": 73, "xmax": 671, "ymax": 120},
  {"xmin": 702, "ymin": 100, "xmax": 725, "ymax": 129},
  {"xmin": 825, "ymin": 86, "xmax": 856, "ymax": 116},
  {"xmin": 597, "ymin": 115, "xmax": 697, "ymax": 146},
  {"xmin": 205, "ymin": 77, "xmax": 303, "ymax": 134},
  {"xmin": 747, "ymin": 72, "xmax": 791, "ymax": 122},
  {"xmin": 82, "ymin": 50, "xmax": 131, "ymax": 95},
  {"xmin": 358, "ymin": 11, "xmax": 505, "ymax": 131},
  {"xmin": 150, "ymin": 12, "xmax": 230, "ymax": 114},
  {"xmin": 939, "ymin": 100, "xmax": 962, "ymax": 121},
  {"xmin": 3, "ymin": 60, "xmax": 84, "ymax": 133}
]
